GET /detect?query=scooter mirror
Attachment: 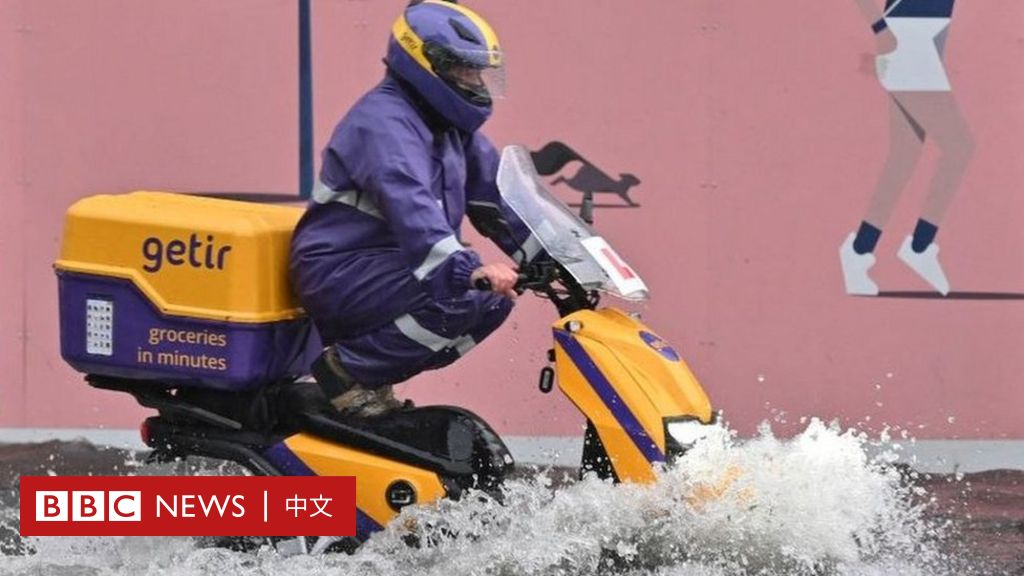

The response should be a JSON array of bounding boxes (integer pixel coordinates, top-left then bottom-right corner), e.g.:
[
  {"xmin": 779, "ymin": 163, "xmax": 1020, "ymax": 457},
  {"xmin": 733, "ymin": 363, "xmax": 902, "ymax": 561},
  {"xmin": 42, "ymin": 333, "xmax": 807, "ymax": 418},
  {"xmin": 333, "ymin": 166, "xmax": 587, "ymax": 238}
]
[{"xmin": 467, "ymin": 202, "xmax": 514, "ymax": 241}]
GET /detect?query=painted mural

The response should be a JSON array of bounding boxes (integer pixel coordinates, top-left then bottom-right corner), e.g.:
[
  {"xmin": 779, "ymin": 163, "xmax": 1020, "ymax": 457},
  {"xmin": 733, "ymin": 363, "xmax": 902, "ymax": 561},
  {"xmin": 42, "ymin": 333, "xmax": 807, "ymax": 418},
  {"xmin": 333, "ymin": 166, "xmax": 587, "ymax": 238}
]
[
  {"xmin": 1, "ymin": 0, "xmax": 1023, "ymax": 448},
  {"xmin": 841, "ymin": 0, "xmax": 972, "ymax": 297}
]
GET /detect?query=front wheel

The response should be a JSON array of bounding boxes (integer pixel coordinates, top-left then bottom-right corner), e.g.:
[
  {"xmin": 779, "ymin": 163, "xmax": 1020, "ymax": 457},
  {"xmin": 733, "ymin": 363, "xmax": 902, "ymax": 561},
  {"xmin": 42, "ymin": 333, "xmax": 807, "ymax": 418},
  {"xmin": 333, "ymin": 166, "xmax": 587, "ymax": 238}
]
[
  {"xmin": 193, "ymin": 535, "xmax": 359, "ymax": 556},
  {"xmin": 580, "ymin": 421, "xmax": 618, "ymax": 482}
]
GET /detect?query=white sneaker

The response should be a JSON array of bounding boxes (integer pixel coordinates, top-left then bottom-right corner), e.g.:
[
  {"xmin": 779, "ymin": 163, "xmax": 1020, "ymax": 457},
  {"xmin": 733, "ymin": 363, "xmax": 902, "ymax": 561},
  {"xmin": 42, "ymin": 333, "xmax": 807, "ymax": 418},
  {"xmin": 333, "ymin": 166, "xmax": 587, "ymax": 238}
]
[
  {"xmin": 839, "ymin": 232, "xmax": 879, "ymax": 296},
  {"xmin": 897, "ymin": 235, "xmax": 950, "ymax": 296}
]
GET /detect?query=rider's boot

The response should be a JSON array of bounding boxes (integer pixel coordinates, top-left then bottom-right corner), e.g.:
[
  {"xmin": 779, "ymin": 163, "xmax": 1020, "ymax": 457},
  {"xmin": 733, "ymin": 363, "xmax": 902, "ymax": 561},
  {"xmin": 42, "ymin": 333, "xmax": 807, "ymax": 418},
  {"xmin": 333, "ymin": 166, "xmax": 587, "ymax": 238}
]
[{"xmin": 311, "ymin": 347, "xmax": 405, "ymax": 418}]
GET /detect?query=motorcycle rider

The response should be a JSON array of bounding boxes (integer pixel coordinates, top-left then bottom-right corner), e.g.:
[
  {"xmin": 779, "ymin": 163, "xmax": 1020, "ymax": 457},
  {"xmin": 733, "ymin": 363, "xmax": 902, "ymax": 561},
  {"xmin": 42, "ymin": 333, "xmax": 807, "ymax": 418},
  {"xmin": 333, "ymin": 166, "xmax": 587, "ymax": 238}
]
[{"xmin": 290, "ymin": 0, "xmax": 540, "ymax": 417}]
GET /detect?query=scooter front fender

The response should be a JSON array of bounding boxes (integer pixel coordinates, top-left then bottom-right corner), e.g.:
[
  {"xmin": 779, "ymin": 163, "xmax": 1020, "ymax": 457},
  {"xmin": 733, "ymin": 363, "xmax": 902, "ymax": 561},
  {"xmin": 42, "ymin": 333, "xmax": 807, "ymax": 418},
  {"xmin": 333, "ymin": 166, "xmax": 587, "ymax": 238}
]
[{"xmin": 552, "ymin": 308, "xmax": 713, "ymax": 482}]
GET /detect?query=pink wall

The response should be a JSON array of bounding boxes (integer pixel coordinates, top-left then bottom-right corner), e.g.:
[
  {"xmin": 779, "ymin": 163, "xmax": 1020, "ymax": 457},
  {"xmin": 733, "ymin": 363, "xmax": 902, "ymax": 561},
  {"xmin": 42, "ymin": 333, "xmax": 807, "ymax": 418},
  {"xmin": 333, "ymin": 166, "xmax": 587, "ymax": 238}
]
[
  {"xmin": 2, "ymin": 1, "xmax": 1023, "ymax": 440},
  {"xmin": 1, "ymin": 0, "xmax": 27, "ymax": 426}
]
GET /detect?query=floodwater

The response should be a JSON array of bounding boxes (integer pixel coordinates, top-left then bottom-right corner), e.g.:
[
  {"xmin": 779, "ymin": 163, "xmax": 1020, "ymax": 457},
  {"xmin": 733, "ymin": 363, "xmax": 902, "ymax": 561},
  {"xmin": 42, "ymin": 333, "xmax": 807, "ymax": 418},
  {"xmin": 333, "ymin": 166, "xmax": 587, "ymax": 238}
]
[{"xmin": 0, "ymin": 420, "xmax": 1021, "ymax": 576}]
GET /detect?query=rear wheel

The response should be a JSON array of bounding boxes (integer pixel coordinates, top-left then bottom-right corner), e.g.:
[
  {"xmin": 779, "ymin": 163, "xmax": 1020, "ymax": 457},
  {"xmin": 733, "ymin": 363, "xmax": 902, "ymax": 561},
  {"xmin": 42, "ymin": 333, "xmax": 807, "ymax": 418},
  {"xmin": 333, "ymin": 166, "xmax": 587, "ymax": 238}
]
[{"xmin": 192, "ymin": 535, "xmax": 359, "ymax": 555}]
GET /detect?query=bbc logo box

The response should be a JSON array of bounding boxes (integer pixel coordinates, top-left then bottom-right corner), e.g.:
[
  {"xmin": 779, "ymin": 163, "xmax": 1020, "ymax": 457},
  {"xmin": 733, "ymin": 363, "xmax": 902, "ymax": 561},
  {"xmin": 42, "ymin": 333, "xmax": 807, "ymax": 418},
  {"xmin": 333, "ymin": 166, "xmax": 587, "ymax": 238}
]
[
  {"xmin": 21, "ymin": 475, "xmax": 355, "ymax": 536},
  {"xmin": 35, "ymin": 491, "xmax": 141, "ymax": 522}
]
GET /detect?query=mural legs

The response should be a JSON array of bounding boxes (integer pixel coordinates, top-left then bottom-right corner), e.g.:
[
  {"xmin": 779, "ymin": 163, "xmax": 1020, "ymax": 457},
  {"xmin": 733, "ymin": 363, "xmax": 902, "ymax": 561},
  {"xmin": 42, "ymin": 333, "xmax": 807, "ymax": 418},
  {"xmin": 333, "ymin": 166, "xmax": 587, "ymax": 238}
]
[{"xmin": 842, "ymin": 90, "xmax": 973, "ymax": 296}]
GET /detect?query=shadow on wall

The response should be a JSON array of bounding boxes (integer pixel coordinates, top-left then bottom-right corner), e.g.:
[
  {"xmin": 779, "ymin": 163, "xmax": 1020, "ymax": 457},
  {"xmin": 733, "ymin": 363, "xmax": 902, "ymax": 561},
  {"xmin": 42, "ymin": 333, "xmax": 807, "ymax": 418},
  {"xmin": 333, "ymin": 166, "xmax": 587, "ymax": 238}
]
[
  {"xmin": 531, "ymin": 141, "xmax": 642, "ymax": 209},
  {"xmin": 875, "ymin": 291, "xmax": 1024, "ymax": 300}
]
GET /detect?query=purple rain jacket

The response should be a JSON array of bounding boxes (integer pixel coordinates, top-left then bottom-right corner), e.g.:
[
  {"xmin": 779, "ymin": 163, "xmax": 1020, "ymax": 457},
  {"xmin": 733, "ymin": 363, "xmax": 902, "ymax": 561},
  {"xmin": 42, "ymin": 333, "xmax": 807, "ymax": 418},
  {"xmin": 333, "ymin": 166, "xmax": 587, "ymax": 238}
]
[{"xmin": 289, "ymin": 75, "xmax": 533, "ymax": 345}]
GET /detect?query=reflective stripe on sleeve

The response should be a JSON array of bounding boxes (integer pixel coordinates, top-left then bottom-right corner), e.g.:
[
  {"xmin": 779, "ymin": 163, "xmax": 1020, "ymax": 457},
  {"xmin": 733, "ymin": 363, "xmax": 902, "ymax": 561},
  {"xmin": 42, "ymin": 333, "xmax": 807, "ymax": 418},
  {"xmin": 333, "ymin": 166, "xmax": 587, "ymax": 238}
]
[
  {"xmin": 413, "ymin": 234, "xmax": 464, "ymax": 280},
  {"xmin": 312, "ymin": 179, "xmax": 383, "ymax": 219},
  {"xmin": 453, "ymin": 335, "xmax": 477, "ymax": 356},
  {"xmin": 394, "ymin": 314, "xmax": 477, "ymax": 357}
]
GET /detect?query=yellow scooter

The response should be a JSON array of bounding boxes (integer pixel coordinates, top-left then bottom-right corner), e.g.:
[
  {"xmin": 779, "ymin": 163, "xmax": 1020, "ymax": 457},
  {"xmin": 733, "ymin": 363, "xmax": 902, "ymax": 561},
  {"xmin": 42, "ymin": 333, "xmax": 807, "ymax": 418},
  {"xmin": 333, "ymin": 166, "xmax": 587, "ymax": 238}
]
[{"xmin": 55, "ymin": 145, "xmax": 717, "ymax": 552}]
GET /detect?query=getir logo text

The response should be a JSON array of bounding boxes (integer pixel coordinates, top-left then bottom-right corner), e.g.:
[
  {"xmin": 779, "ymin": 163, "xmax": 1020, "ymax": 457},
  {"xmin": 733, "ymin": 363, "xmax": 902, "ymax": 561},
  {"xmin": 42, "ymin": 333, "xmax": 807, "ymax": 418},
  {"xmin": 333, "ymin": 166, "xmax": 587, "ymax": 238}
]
[{"xmin": 21, "ymin": 476, "xmax": 355, "ymax": 536}]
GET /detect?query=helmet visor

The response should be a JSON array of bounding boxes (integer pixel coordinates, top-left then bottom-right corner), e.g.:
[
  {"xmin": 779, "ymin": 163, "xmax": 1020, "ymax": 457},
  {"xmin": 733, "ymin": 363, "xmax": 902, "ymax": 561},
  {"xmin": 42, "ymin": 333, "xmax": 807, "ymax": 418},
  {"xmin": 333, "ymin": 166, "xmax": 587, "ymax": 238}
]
[
  {"xmin": 443, "ymin": 59, "xmax": 506, "ymax": 101},
  {"xmin": 427, "ymin": 44, "xmax": 507, "ymax": 102}
]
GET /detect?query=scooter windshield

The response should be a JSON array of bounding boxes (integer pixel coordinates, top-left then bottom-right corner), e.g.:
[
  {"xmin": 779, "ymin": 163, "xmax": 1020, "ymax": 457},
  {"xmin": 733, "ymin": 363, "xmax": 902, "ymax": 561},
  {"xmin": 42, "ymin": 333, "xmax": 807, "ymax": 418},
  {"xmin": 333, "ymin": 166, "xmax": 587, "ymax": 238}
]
[{"xmin": 497, "ymin": 145, "xmax": 649, "ymax": 301}]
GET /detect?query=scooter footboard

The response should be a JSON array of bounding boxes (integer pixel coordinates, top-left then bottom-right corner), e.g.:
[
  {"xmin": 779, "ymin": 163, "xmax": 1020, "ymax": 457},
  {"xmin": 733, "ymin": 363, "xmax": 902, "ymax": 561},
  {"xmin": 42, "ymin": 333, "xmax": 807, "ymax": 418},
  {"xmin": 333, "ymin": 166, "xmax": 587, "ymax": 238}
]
[
  {"xmin": 267, "ymin": 406, "xmax": 513, "ymax": 540},
  {"xmin": 110, "ymin": 376, "xmax": 514, "ymax": 542}
]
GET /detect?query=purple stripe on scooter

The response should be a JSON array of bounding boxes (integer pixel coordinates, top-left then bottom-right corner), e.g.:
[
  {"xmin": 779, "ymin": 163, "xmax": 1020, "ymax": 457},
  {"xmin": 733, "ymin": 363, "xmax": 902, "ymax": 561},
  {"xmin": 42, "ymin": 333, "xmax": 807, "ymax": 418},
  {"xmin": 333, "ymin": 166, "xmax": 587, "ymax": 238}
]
[
  {"xmin": 553, "ymin": 330, "xmax": 665, "ymax": 463},
  {"xmin": 264, "ymin": 442, "xmax": 317, "ymax": 476},
  {"xmin": 353, "ymin": 509, "xmax": 384, "ymax": 540},
  {"xmin": 264, "ymin": 441, "xmax": 383, "ymax": 539}
]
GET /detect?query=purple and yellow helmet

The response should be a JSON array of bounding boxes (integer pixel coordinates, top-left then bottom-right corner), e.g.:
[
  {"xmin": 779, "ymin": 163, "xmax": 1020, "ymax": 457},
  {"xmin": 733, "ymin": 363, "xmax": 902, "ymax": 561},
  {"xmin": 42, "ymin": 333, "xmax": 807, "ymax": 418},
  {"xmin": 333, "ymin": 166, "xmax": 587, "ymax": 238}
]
[{"xmin": 386, "ymin": 1, "xmax": 505, "ymax": 133}]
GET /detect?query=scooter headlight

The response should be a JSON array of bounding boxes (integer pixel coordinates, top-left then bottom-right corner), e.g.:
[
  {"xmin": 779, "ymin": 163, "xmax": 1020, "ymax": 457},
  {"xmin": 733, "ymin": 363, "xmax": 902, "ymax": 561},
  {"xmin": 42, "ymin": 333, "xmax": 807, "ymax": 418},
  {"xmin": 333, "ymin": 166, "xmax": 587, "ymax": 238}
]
[
  {"xmin": 664, "ymin": 414, "xmax": 717, "ymax": 459},
  {"xmin": 668, "ymin": 420, "xmax": 711, "ymax": 445}
]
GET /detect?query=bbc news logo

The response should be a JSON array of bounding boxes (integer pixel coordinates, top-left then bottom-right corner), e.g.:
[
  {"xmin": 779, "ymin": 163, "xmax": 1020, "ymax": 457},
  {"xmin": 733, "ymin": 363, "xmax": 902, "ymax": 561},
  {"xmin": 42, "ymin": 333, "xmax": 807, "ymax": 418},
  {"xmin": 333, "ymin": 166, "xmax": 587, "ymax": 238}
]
[
  {"xmin": 36, "ymin": 491, "xmax": 141, "ymax": 522},
  {"xmin": 21, "ymin": 476, "xmax": 356, "ymax": 536}
]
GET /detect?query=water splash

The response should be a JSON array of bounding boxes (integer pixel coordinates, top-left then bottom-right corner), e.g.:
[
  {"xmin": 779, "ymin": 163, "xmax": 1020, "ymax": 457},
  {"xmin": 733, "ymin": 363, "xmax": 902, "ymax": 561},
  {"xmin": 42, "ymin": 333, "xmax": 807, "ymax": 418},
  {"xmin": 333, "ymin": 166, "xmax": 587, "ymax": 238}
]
[
  {"xmin": 360, "ymin": 418, "xmax": 951, "ymax": 576},
  {"xmin": 1, "ymin": 420, "xmax": 963, "ymax": 576}
]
